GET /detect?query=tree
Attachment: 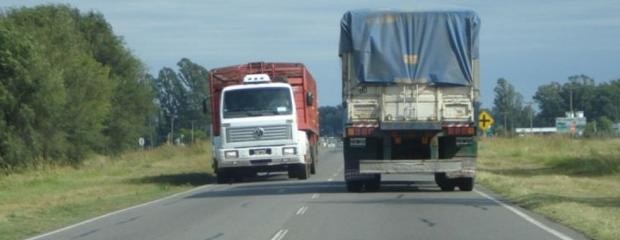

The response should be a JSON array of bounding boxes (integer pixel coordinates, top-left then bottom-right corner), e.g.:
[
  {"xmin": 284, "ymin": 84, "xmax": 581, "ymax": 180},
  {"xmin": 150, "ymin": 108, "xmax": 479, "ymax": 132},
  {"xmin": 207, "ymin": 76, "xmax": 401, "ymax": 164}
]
[
  {"xmin": 492, "ymin": 78, "xmax": 526, "ymax": 134},
  {"xmin": 319, "ymin": 105, "xmax": 344, "ymax": 136},
  {"xmin": 533, "ymin": 82, "xmax": 565, "ymax": 126},
  {"xmin": 176, "ymin": 58, "xmax": 210, "ymax": 134},
  {"xmin": 0, "ymin": 5, "xmax": 155, "ymax": 168},
  {"xmin": 563, "ymin": 75, "xmax": 596, "ymax": 118},
  {"xmin": 534, "ymin": 74, "xmax": 614, "ymax": 128},
  {"xmin": 589, "ymin": 79, "xmax": 620, "ymax": 124},
  {"xmin": 76, "ymin": 11, "xmax": 155, "ymax": 153},
  {"xmin": 150, "ymin": 59, "xmax": 210, "ymax": 145}
]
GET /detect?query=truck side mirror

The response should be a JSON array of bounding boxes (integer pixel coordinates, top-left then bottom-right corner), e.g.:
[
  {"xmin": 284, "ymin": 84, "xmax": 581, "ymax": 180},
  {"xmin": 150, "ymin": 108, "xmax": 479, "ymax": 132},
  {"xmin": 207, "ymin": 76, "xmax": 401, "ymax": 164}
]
[
  {"xmin": 202, "ymin": 99, "xmax": 209, "ymax": 114},
  {"xmin": 306, "ymin": 91, "xmax": 313, "ymax": 107}
]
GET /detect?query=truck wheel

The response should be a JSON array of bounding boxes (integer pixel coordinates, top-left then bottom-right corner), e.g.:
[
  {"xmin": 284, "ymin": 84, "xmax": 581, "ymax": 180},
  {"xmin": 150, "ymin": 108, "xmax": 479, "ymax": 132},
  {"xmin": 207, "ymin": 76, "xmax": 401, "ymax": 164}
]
[
  {"xmin": 288, "ymin": 164, "xmax": 309, "ymax": 180},
  {"xmin": 346, "ymin": 180, "xmax": 363, "ymax": 192},
  {"xmin": 457, "ymin": 177, "xmax": 474, "ymax": 191},
  {"xmin": 287, "ymin": 167, "xmax": 297, "ymax": 179},
  {"xmin": 439, "ymin": 182, "xmax": 455, "ymax": 191},
  {"xmin": 365, "ymin": 174, "xmax": 381, "ymax": 192},
  {"xmin": 434, "ymin": 173, "xmax": 455, "ymax": 191},
  {"xmin": 297, "ymin": 164, "xmax": 310, "ymax": 180}
]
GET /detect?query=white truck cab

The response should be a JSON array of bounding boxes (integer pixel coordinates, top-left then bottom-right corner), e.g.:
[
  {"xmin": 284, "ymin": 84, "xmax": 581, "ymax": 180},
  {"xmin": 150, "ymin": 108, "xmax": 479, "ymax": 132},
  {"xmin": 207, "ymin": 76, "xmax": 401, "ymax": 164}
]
[{"xmin": 212, "ymin": 74, "xmax": 311, "ymax": 182}]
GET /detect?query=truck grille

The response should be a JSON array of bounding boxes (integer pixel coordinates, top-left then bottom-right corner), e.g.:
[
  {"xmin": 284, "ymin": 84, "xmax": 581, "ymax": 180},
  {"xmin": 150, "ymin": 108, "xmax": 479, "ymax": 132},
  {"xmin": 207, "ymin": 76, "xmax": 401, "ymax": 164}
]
[{"xmin": 226, "ymin": 125, "xmax": 292, "ymax": 143}]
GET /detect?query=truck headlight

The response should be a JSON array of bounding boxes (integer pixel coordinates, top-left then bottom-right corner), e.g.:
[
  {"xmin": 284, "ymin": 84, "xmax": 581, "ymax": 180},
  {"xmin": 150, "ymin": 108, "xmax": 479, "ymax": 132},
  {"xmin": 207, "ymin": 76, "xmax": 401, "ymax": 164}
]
[
  {"xmin": 282, "ymin": 147, "xmax": 297, "ymax": 155},
  {"xmin": 224, "ymin": 150, "xmax": 238, "ymax": 159}
]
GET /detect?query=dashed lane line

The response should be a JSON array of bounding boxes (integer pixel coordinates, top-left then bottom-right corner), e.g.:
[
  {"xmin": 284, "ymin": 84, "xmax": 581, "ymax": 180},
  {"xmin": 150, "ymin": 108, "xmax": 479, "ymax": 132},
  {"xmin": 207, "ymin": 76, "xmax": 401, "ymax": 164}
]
[
  {"xmin": 296, "ymin": 206, "xmax": 309, "ymax": 215},
  {"xmin": 270, "ymin": 229, "xmax": 288, "ymax": 240}
]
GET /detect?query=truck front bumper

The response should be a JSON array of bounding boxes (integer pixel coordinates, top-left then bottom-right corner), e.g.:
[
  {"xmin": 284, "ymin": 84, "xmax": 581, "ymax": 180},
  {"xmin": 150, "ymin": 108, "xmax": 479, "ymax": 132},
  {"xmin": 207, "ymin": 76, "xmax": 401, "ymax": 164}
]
[
  {"xmin": 216, "ymin": 145, "xmax": 305, "ymax": 169},
  {"xmin": 358, "ymin": 157, "xmax": 475, "ymax": 178}
]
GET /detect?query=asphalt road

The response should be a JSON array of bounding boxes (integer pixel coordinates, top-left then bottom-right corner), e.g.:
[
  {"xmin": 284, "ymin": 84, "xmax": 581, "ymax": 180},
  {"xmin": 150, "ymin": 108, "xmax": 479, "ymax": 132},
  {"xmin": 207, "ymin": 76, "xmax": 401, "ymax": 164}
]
[{"xmin": 28, "ymin": 148, "xmax": 587, "ymax": 240}]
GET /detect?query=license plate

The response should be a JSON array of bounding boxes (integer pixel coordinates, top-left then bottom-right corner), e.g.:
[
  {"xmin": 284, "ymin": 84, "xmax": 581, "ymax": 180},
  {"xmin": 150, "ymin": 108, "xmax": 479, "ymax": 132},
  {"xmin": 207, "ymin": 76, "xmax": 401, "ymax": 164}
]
[{"xmin": 250, "ymin": 148, "xmax": 270, "ymax": 155}]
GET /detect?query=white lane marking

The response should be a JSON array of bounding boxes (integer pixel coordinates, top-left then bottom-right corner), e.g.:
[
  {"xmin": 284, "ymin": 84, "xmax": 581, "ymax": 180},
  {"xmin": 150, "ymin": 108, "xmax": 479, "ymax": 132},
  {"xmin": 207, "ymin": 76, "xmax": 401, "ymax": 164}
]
[
  {"xmin": 26, "ymin": 184, "xmax": 215, "ymax": 240},
  {"xmin": 327, "ymin": 178, "xmax": 333, "ymax": 182},
  {"xmin": 270, "ymin": 229, "xmax": 288, "ymax": 240},
  {"xmin": 474, "ymin": 189, "xmax": 574, "ymax": 240},
  {"xmin": 311, "ymin": 193, "xmax": 320, "ymax": 199},
  {"xmin": 296, "ymin": 206, "xmax": 309, "ymax": 215}
]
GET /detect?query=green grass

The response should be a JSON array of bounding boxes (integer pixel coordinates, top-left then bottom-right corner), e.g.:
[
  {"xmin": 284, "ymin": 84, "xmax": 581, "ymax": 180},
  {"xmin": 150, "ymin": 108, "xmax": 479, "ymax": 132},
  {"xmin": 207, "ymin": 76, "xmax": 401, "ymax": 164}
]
[
  {"xmin": 0, "ymin": 143, "xmax": 213, "ymax": 240},
  {"xmin": 477, "ymin": 136, "xmax": 620, "ymax": 240}
]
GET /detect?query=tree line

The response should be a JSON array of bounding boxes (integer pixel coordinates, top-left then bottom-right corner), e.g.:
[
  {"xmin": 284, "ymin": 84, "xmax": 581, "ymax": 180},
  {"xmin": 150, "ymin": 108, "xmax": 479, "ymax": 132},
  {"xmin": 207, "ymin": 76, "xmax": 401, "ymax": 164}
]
[
  {"xmin": 0, "ymin": 5, "xmax": 155, "ymax": 169},
  {"xmin": 0, "ymin": 5, "xmax": 211, "ymax": 170},
  {"xmin": 492, "ymin": 75, "xmax": 620, "ymax": 136}
]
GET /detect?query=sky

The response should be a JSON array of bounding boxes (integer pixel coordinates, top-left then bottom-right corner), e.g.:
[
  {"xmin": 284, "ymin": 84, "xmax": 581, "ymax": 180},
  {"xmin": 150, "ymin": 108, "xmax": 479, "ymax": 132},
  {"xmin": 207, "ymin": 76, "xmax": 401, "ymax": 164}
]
[{"xmin": 2, "ymin": 0, "xmax": 620, "ymax": 108}]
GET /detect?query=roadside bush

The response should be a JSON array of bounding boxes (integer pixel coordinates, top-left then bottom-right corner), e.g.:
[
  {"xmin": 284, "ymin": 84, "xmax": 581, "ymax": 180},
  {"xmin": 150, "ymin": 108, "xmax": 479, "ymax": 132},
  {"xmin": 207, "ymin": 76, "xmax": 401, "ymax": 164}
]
[{"xmin": 0, "ymin": 5, "xmax": 154, "ymax": 169}]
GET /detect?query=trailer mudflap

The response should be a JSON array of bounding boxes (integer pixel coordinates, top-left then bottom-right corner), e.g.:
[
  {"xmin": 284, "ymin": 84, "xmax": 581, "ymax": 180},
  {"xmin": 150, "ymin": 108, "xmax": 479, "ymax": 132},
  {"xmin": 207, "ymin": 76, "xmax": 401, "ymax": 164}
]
[{"xmin": 359, "ymin": 157, "xmax": 475, "ymax": 175}]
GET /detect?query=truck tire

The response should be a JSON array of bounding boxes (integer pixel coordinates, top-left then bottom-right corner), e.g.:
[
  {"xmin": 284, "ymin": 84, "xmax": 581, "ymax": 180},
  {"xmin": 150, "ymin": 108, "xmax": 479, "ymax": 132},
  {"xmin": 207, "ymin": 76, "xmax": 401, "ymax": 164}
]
[
  {"xmin": 289, "ymin": 164, "xmax": 309, "ymax": 180},
  {"xmin": 434, "ymin": 173, "xmax": 455, "ymax": 191},
  {"xmin": 287, "ymin": 167, "xmax": 296, "ymax": 179},
  {"xmin": 365, "ymin": 174, "xmax": 381, "ymax": 192},
  {"xmin": 457, "ymin": 177, "xmax": 474, "ymax": 191},
  {"xmin": 297, "ymin": 163, "xmax": 310, "ymax": 180},
  {"xmin": 346, "ymin": 180, "xmax": 363, "ymax": 192}
]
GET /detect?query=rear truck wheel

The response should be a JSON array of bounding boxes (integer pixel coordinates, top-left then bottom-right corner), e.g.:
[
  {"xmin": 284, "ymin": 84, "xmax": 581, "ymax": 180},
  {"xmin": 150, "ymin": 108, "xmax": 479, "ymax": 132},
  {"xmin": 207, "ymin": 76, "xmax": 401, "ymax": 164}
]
[
  {"xmin": 457, "ymin": 177, "xmax": 474, "ymax": 191},
  {"xmin": 287, "ymin": 167, "xmax": 296, "ymax": 179},
  {"xmin": 365, "ymin": 174, "xmax": 381, "ymax": 192},
  {"xmin": 346, "ymin": 180, "xmax": 363, "ymax": 192},
  {"xmin": 435, "ymin": 173, "xmax": 455, "ymax": 191},
  {"xmin": 297, "ymin": 163, "xmax": 310, "ymax": 180},
  {"xmin": 288, "ymin": 164, "xmax": 309, "ymax": 180}
]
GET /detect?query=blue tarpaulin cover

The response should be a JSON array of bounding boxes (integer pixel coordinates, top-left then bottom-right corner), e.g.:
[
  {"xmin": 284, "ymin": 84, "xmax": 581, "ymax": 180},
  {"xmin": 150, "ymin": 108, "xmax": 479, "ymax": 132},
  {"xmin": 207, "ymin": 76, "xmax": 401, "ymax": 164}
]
[{"xmin": 339, "ymin": 10, "xmax": 480, "ymax": 85}]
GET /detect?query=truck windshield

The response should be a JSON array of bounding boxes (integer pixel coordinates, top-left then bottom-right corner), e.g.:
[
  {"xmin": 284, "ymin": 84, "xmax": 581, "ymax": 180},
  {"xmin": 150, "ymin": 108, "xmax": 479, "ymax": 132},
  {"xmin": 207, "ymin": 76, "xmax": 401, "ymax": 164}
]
[{"xmin": 223, "ymin": 87, "xmax": 293, "ymax": 119}]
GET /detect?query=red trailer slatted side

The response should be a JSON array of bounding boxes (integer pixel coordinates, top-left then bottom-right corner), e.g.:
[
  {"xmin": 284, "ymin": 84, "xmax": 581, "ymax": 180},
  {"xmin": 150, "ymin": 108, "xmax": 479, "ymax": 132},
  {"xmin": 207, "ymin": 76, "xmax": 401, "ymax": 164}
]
[{"xmin": 209, "ymin": 62, "xmax": 319, "ymax": 140}]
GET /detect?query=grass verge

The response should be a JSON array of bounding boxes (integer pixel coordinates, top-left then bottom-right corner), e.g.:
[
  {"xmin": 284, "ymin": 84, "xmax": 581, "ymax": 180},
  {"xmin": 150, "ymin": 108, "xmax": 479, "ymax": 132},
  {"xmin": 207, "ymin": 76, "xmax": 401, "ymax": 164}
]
[
  {"xmin": 0, "ymin": 142, "xmax": 213, "ymax": 240},
  {"xmin": 477, "ymin": 136, "xmax": 620, "ymax": 240}
]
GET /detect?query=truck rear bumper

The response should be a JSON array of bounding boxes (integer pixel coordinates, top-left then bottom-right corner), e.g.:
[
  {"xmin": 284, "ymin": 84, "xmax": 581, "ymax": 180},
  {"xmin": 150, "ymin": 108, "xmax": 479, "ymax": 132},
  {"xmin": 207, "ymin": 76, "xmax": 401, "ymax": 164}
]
[{"xmin": 359, "ymin": 157, "xmax": 475, "ymax": 178}]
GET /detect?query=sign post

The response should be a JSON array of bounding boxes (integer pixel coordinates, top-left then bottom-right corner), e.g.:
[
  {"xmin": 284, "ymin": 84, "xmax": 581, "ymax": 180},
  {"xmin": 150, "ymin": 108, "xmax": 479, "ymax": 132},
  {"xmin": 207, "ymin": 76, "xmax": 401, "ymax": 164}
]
[{"xmin": 138, "ymin": 137, "xmax": 145, "ymax": 150}]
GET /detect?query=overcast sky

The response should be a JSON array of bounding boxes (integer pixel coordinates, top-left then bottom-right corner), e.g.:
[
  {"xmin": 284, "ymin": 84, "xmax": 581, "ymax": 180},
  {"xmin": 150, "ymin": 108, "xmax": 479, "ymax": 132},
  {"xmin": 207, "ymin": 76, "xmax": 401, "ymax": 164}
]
[{"xmin": 2, "ymin": 0, "xmax": 620, "ymax": 107}]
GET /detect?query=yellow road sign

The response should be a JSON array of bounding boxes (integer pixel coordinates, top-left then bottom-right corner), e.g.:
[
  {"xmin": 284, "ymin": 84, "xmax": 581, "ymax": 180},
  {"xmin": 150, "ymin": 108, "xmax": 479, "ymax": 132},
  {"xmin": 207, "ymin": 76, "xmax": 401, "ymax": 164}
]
[{"xmin": 479, "ymin": 111, "xmax": 494, "ymax": 130}]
